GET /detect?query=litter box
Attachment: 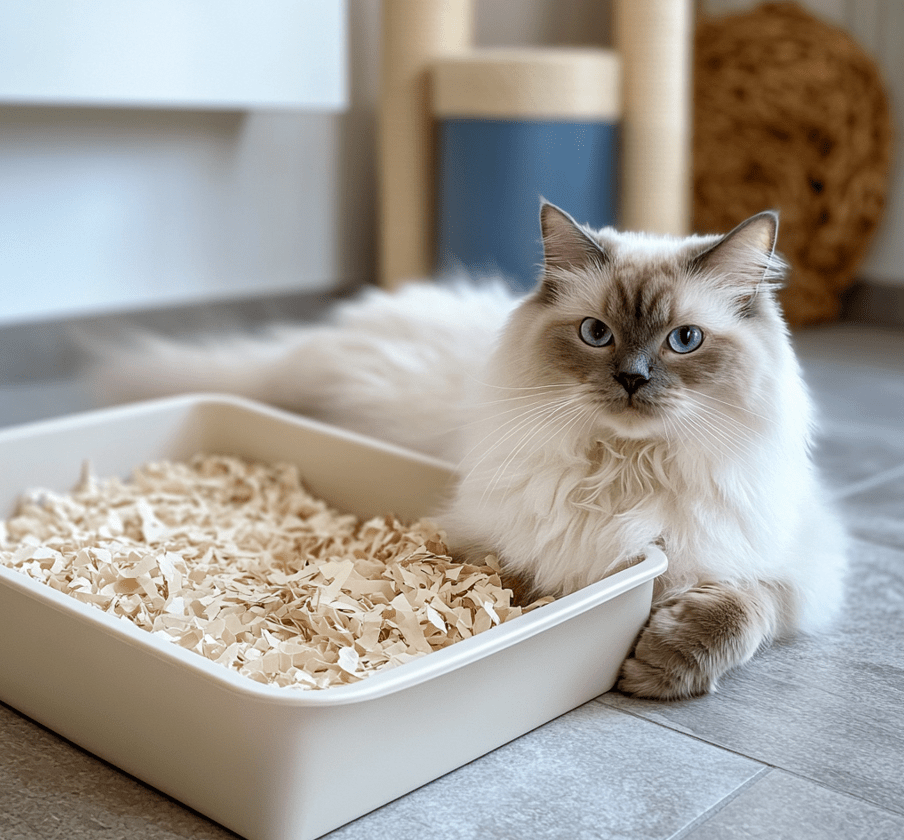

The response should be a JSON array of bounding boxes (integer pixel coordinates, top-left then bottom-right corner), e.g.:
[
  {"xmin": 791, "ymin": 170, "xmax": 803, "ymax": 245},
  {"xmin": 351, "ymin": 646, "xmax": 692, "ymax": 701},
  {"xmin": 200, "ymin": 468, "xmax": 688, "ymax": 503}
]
[{"xmin": 0, "ymin": 395, "xmax": 667, "ymax": 840}]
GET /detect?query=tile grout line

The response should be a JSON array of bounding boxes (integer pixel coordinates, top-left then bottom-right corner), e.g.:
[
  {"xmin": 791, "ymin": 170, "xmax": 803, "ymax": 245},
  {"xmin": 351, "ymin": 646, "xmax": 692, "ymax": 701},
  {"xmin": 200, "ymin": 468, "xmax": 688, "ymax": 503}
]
[
  {"xmin": 595, "ymin": 697, "xmax": 904, "ymax": 821},
  {"xmin": 592, "ymin": 697, "xmax": 770, "ymax": 767},
  {"xmin": 663, "ymin": 766, "xmax": 774, "ymax": 840},
  {"xmin": 666, "ymin": 763, "xmax": 904, "ymax": 839},
  {"xmin": 588, "ymin": 700, "xmax": 777, "ymax": 839},
  {"xmin": 830, "ymin": 459, "xmax": 904, "ymax": 502},
  {"xmin": 853, "ymin": 533, "xmax": 904, "ymax": 555},
  {"xmin": 778, "ymin": 769, "xmax": 904, "ymax": 820}
]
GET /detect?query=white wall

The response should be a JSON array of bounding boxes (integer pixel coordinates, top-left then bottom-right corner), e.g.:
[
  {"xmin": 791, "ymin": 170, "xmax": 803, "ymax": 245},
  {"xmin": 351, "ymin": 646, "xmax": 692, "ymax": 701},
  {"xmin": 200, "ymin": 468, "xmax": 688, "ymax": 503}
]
[
  {"xmin": 0, "ymin": 109, "xmax": 351, "ymax": 322},
  {"xmin": 0, "ymin": 0, "xmax": 617, "ymax": 327},
  {"xmin": 0, "ymin": 0, "xmax": 366, "ymax": 326},
  {"xmin": 0, "ymin": 0, "xmax": 346, "ymax": 110}
]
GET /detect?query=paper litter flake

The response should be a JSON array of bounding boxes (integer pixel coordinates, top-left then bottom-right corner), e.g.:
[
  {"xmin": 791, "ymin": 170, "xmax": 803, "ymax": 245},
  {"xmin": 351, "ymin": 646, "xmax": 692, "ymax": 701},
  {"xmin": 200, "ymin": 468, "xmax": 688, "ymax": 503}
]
[{"xmin": 0, "ymin": 454, "xmax": 552, "ymax": 690}]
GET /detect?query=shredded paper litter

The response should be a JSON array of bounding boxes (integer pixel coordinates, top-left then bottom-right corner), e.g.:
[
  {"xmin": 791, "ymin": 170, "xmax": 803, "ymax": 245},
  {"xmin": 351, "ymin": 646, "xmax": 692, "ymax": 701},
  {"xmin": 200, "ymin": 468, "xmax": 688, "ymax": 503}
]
[{"xmin": 0, "ymin": 455, "xmax": 552, "ymax": 689}]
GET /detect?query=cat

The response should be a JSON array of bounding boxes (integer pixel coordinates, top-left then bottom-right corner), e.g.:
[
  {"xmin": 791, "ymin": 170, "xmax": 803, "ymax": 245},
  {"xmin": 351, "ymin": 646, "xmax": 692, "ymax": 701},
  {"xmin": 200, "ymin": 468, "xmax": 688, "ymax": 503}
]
[{"xmin": 92, "ymin": 201, "xmax": 848, "ymax": 700}]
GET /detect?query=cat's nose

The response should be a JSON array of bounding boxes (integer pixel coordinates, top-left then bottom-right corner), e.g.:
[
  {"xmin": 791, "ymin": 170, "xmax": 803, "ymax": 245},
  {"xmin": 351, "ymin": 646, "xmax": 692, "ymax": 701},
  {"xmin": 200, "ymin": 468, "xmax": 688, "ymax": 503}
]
[
  {"xmin": 615, "ymin": 371, "xmax": 650, "ymax": 395},
  {"xmin": 615, "ymin": 354, "xmax": 651, "ymax": 395}
]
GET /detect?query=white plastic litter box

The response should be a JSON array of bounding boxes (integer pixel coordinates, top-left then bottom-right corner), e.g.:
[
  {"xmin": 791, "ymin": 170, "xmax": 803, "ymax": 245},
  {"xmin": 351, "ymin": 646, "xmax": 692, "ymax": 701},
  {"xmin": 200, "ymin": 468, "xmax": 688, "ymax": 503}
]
[{"xmin": 0, "ymin": 394, "xmax": 666, "ymax": 840}]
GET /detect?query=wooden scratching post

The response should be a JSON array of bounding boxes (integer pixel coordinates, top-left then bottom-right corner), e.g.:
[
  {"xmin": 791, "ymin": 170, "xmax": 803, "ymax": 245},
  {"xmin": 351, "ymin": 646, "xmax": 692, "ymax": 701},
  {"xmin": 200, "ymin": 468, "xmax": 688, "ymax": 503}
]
[
  {"xmin": 614, "ymin": 0, "xmax": 693, "ymax": 236},
  {"xmin": 378, "ymin": 0, "xmax": 474, "ymax": 289}
]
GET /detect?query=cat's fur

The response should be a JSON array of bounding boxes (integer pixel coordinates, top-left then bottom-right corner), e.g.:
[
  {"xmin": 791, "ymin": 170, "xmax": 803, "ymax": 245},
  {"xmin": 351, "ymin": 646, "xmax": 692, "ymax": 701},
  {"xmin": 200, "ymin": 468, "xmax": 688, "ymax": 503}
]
[{"xmin": 92, "ymin": 202, "xmax": 847, "ymax": 700}]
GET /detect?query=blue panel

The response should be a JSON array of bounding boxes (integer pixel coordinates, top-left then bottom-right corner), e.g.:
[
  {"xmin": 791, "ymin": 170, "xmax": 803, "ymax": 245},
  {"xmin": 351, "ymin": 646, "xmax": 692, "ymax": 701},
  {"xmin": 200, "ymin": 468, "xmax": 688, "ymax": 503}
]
[{"xmin": 437, "ymin": 118, "xmax": 618, "ymax": 291}]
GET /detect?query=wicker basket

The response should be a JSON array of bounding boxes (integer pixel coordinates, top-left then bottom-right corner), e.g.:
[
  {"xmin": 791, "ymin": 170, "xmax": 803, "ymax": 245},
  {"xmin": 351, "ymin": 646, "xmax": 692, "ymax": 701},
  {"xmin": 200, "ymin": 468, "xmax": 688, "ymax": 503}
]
[{"xmin": 693, "ymin": 2, "xmax": 892, "ymax": 325}]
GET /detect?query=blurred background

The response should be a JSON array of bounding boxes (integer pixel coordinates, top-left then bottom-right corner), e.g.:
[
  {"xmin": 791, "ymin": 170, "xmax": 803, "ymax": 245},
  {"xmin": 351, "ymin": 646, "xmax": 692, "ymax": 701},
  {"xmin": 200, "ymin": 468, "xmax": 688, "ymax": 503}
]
[{"xmin": 0, "ymin": 0, "xmax": 901, "ymax": 425}]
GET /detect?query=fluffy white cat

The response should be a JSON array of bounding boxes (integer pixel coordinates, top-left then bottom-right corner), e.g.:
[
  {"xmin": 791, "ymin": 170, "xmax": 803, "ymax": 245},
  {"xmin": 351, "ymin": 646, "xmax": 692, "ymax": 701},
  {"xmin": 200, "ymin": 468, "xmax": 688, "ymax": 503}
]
[{"xmin": 94, "ymin": 202, "xmax": 847, "ymax": 699}]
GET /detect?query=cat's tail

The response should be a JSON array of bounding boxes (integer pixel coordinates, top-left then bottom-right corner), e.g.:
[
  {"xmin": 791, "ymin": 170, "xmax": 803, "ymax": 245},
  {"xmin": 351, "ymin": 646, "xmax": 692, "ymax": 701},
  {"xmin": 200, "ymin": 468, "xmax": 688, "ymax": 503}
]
[
  {"xmin": 83, "ymin": 325, "xmax": 312, "ymax": 409},
  {"xmin": 83, "ymin": 279, "xmax": 520, "ymax": 462}
]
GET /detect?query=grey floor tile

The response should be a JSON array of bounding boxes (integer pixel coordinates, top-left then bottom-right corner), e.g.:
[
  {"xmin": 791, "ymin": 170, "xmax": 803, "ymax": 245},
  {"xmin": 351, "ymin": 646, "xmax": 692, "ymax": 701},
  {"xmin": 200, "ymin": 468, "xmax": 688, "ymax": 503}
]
[
  {"xmin": 813, "ymin": 418, "xmax": 904, "ymax": 496},
  {"xmin": 0, "ymin": 379, "xmax": 94, "ymax": 430},
  {"xmin": 801, "ymin": 359, "xmax": 904, "ymax": 433},
  {"xmin": 0, "ymin": 698, "xmax": 761, "ymax": 840},
  {"xmin": 601, "ymin": 539, "xmax": 904, "ymax": 816},
  {"xmin": 795, "ymin": 325, "xmax": 904, "ymax": 542},
  {"xmin": 0, "ymin": 702, "xmax": 237, "ymax": 839},
  {"xmin": 326, "ymin": 701, "xmax": 763, "ymax": 840},
  {"xmin": 839, "ymin": 470, "xmax": 904, "ymax": 550},
  {"xmin": 793, "ymin": 324, "xmax": 904, "ymax": 376},
  {"xmin": 795, "ymin": 325, "xmax": 904, "ymax": 437},
  {"xmin": 685, "ymin": 769, "xmax": 904, "ymax": 840},
  {"xmin": 794, "ymin": 327, "xmax": 904, "ymax": 497}
]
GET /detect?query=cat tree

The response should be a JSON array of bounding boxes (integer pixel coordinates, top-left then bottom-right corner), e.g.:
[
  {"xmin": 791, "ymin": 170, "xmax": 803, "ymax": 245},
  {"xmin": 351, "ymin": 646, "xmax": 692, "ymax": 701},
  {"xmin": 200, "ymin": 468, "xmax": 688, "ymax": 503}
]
[{"xmin": 377, "ymin": 0, "xmax": 693, "ymax": 290}]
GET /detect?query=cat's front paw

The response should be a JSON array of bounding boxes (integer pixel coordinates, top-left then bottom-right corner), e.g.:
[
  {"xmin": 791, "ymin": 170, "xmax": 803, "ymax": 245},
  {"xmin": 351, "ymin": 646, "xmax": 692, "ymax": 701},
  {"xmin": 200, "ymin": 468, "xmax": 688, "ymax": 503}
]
[
  {"xmin": 616, "ymin": 583, "xmax": 763, "ymax": 700},
  {"xmin": 617, "ymin": 618, "xmax": 716, "ymax": 700}
]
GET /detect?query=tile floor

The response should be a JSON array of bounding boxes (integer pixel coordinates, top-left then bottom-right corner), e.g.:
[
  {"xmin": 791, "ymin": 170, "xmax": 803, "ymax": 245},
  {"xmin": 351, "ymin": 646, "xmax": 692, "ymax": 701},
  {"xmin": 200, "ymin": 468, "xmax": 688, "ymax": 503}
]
[{"xmin": 1, "ymin": 321, "xmax": 903, "ymax": 840}]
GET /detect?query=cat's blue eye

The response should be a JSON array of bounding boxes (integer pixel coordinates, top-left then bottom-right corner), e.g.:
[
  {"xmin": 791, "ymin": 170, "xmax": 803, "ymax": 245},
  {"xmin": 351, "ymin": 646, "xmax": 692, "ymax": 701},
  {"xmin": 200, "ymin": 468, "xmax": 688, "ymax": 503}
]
[
  {"xmin": 667, "ymin": 325, "xmax": 704, "ymax": 354},
  {"xmin": 579, "ymin": 318, "xmax": 614, "ymax": 347}
]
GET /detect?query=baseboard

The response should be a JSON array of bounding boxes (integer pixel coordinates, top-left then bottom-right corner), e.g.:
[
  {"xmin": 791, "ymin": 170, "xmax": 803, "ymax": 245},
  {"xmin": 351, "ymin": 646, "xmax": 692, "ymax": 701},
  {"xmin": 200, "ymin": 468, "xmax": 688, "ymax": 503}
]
[
  {"xmin": 0, "ymin": 287, "xmax": 346, "ymax": 383},
  {"xmin": 841, "ymin": 281, "xmax": 904, "ymax": 328},
  {"xmin": 3, "ymin": 279, "xmax": 901, "ymax": 385}
]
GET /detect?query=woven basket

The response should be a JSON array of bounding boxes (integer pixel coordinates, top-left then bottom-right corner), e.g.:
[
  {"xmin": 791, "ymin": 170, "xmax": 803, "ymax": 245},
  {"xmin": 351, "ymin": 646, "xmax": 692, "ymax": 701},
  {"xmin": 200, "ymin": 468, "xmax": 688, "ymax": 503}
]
[{"xmin": 693, "ymin": 2, "xmax": 892, "ymax": 325}]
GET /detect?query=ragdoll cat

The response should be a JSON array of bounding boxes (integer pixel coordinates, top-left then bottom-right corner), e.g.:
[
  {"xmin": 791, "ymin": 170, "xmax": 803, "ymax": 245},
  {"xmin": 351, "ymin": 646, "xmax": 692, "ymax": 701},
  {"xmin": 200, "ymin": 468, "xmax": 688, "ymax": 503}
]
[{"xmin": 94, "ymin": 202, "xmax": 847, "ymax": 700}]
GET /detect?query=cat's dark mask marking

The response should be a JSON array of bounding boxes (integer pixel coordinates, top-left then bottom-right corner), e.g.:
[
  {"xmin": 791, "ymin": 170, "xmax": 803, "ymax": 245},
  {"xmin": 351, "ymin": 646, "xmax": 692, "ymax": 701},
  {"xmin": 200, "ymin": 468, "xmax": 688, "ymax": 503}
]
[
  {"xmin": 604, "ymin": 275, "xmax": 674, "ymax": 398},
  {"xmin": 537, "ymin": 201, "xmax": 785, "ymax": 319},
  {"xmin": 608, "ymin": 269, "xmax": 675, "ymax": 338},
  {"xmin": 529, "ymin": 201, "xmax": 782, "ymax": 420}
]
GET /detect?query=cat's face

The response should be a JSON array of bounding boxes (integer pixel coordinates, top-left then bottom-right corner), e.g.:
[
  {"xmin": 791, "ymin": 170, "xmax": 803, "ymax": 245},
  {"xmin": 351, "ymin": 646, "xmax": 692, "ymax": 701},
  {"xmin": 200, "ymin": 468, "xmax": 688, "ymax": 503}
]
[{"xmin": 497, "ymin": 204, "xmax": 788, "ymax": 443}]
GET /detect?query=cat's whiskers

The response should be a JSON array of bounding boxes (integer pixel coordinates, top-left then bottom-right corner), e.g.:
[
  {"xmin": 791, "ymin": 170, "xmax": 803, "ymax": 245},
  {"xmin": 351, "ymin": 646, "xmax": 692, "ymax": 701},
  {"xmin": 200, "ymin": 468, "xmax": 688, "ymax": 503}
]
[
  {"xmin": 464, "ymin": 375, "xmax": 576, "ymax": 393},
  {"xmin": 660, "ymin": 412, "xmax": 677, "ymax": 449},
  {"xmin": 480, "ymin": 404, "xmax": 591, "ymax": 510},
  {"xmin": 668, "ymin": 412, "xmax": 720, "ymax": 465},
  {"xmin": 682, "ymin": 402, "xmax": 756, "ymax": 454},
  {"xmin": 575, "ymin": 400, "xmax": 600, "ymax": 448},
  {"xmin": 472, "ymin": 389, "xmax": 576, "ymax": 407},
  {"xmin": 453, "ymin": 387, "xmax": 581, "ymax": 431},
  {"xmin": 458, "ymin": 392, "xmax": 583, "ymax": 481},
  {"xmin": 457, "ymin": 392, "xmax": 580, "ymax": 465},
  {"xmin": 685, "ymin": 395, "xmax": 766, "ymax": 449},
  {"xmin": 477, "ymin": 399, "xmax": 592, "ymax": 509},
  {"xmin": 677, "ymin": 398, "xmax": 762, "ymax": 472},
  {"xmin": 682, "ymin": 387, "xmax": 772, "ymax": 425},
  {"xmin": 474, "ymin": 398, "xmax": 586, "ymax": 488},
  {"xmin": 687, "ymin": 417, "xmax": 759, "ymax": 472}
]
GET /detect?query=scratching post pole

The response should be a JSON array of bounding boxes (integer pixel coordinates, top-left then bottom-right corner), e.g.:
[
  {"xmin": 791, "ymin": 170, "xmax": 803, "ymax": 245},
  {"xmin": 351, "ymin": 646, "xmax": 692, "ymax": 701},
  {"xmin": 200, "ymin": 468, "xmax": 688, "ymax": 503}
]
[
  {"xmin": 379, "ymin": 0, "xmax": 473, "ymax": 289},
  {"xmin": 614, "ymin": 0, "xmax": 692, "ymax": 235}
]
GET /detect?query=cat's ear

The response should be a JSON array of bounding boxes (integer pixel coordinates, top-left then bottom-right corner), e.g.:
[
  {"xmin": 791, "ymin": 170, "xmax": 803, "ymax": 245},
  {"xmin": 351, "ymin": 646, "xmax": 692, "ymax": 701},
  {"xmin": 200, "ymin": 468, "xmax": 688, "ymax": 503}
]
[
  {"xmin": 538, "ymin": 201, "xmax": 607, "ymax": 300},
  {"xmin": 693, "ymin": 211, "xmax": 787, "ymax": 293}
]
